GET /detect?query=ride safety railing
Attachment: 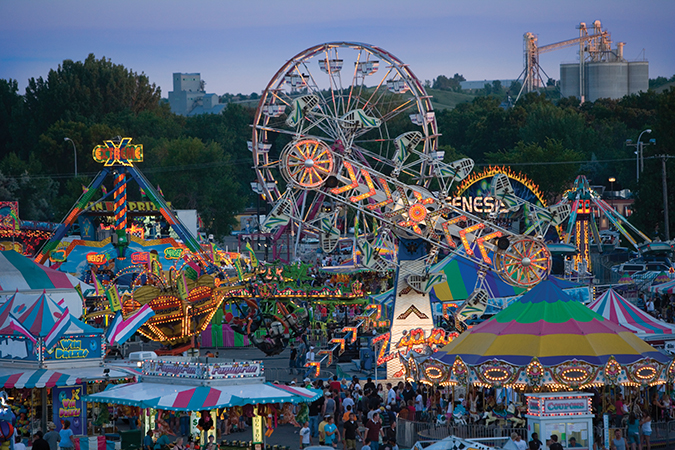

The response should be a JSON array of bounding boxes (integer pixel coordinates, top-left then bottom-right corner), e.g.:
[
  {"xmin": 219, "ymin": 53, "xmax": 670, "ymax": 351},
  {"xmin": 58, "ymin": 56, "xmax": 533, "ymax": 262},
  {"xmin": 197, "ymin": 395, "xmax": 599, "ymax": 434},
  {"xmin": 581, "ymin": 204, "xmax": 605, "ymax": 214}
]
[{"xmin": 396, "ymin": 417, "xmax": 526, "ymax": 449}]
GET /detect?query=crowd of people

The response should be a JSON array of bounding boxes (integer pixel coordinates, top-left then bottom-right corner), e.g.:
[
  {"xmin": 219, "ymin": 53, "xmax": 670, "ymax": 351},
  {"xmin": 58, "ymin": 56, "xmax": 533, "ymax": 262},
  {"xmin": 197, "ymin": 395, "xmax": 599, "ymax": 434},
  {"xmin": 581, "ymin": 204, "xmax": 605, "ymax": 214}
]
[{"xmin": 298, "ymin": 375, "xmax": 449, "ymax": 450}]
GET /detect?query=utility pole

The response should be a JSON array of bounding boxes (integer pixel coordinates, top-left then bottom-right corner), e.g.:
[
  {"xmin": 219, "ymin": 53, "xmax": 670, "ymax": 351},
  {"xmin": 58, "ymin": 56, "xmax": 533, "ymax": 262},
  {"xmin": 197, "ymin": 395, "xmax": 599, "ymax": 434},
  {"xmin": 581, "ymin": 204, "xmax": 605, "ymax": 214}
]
[{"xmin": 661, "ymin": 155, "xmax": 670, "ymax": 241}]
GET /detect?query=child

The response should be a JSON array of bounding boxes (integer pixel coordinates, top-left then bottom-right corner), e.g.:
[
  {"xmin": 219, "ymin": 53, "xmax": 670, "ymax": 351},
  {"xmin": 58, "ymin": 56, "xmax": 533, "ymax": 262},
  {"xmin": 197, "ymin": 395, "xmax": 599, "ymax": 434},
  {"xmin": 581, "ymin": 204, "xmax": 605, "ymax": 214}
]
[
  {"xmin": 300, "ymin": 421, "xmax": 311, "ymax": 449},
  {"xmin": 342, "ymin": 405, "xmax": 353, "ymax": 423}
]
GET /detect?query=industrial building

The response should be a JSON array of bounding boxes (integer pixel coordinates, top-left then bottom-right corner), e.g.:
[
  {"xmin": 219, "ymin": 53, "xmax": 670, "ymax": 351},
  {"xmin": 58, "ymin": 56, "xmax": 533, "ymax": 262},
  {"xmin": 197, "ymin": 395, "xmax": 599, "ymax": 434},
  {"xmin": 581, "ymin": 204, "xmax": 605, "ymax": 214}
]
[
  {"xmin": 519, "ymin": 21, "xmax": 649, "ymax": 102},
  {"xmin": 168, "ymin": 73, "xmax": 226, "ymax": 116}
]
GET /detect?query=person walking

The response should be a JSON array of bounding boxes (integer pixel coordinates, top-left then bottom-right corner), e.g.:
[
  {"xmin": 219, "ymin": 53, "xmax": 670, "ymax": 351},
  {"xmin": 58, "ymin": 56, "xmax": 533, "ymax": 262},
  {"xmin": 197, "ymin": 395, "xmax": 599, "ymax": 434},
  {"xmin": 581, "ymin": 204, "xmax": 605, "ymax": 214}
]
[
  {"xmin": 308, "ymin": 393, "xmax": 325, "ymax": 438},
  {"xmin": 58, "ymin": 421, "xmax": 74, "ymax": 450},
  {"xmin": 324, "ymin": 416, "xmax": 339, "ymax": 448},
  {"xmin": 300, "ymin": 421, "xmax": 311, "ymax": 448},
  {"xmin": 44, "ymin": 422, "xmax": 60, "ymax": 450},
  {"xmin": 289, "ymin": 344, "xmax": 297, "ymax": 375},
  {"xmin": 549, "ymin": 435, "xmax": 564, "ymax": 450},
  {"xmin": 612, "ymin": 429, "xmax": 627, "ymax": 450},
  {"xmin": 641, "ymin": 413, "xmax": 652, "ymax": 450},
  {"xmin": 343, "ymin": 412, "xmax": 361, "ymax": 450},
  {"xmin": 32, "ymin": 431, "xmax": 50, "ymax": 450},
  {"xmin": 305, "ymin": 346, "xmax": 316, "ymax": 378},
  {"xmin": 365, "ymin": 412, "xmax": 383, "ymax": 450}
]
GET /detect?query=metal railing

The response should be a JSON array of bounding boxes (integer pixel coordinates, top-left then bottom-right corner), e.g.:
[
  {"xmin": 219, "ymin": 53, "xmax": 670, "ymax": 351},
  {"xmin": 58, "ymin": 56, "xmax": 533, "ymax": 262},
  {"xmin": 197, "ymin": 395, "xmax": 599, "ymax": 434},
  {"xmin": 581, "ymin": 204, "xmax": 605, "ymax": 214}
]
[
  {"xmin": 594, "ymin": 421, "xmax": 675, "ymax": 448},
  {"xmin": 396, "ymin": 417, "xmax": 526, "ymax": 449}
]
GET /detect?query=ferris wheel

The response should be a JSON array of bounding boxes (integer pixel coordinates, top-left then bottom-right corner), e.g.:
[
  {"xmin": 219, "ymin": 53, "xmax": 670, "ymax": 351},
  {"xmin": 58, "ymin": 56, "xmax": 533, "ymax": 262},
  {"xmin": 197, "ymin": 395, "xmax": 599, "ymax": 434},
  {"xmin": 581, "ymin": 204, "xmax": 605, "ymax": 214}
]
[
  {"xmin": 251, "ymin": 42, "xmax": 550, "ymax": 288},
  {"xmin": 253, "ymin": 42, "xmax": 458, "ymax": 256}
]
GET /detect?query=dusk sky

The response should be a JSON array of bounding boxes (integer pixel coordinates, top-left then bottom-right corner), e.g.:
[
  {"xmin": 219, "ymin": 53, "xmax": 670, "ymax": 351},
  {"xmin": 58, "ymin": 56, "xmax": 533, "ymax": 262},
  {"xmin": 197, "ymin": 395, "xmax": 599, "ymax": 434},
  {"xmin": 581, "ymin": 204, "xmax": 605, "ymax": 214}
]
[{"xmin": 1, "ymin": 0, "xmax": 674, "ymax": 98}]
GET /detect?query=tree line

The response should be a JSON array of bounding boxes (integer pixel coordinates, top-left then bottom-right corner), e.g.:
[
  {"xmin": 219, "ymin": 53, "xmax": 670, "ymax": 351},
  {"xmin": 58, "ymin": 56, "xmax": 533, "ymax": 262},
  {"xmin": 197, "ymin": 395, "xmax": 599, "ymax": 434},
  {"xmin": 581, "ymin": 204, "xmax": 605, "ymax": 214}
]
[{"xmin": 0, "ymin": 54, "xmax": 253, "ymax": 237}]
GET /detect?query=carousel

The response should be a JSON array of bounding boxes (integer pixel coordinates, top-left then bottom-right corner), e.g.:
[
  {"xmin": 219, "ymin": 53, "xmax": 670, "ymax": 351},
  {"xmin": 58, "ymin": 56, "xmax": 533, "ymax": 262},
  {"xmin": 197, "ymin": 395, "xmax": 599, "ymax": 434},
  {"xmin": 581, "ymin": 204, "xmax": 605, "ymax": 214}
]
[{"xmin": 401, "ymin": 279, "xmax": 673, "ymax": 389}]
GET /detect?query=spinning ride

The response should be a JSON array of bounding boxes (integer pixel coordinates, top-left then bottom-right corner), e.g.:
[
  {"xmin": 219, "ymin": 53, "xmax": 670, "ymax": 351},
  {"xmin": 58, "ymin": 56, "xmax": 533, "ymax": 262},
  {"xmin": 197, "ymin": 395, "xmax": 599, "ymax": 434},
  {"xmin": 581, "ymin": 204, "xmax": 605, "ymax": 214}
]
[
  {"xmin": 34, "ymin": 138, "xmax": 231, "ymax": 345},
  {"xmin": 252, "ymin": 42, "xmax": 552, "ymax": 376}
]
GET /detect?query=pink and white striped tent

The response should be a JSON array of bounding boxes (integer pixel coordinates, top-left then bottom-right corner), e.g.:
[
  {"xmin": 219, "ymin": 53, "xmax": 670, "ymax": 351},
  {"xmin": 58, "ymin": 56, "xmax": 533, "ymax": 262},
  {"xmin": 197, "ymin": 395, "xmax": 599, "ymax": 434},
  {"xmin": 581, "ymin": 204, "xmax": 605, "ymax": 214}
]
[
  {"xmin": 588, "ymin": 288, "xmax": 675, "ymax": 341},
  {"xmin": 0, "ymin": 250, "xmax": 91, "ymax": 317},
  {"xmin": 650, "ymin": 278, "xmax": 675, "ymax": 295}
]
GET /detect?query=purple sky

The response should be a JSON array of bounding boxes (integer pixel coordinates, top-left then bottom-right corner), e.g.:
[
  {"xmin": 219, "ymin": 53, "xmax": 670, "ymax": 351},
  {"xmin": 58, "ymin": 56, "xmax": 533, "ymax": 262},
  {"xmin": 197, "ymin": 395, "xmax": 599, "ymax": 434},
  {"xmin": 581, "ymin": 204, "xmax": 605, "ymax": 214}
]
[{"xmin": 1, "ymin": 0, "xmax": 674, "ymax": 98}]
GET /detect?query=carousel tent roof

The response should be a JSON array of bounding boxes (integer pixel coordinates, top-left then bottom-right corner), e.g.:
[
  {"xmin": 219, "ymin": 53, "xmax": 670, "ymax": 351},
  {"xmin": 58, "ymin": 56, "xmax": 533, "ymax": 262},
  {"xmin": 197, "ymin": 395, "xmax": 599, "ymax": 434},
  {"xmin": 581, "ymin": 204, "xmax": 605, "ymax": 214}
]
[
  {"xmin": 588, "ymin": 288, "xmax": 675, "ymax": 339},
  {"xmin": 433, "ymin": 279, "xmax": 670, "ymax": 367},
  {"xmin": 82, "ymin": 381, "xmax": 322, "ymax": 411},
  {"xmin": 0, "ymin": 250, "xmax": 90, "ymax": 317}
]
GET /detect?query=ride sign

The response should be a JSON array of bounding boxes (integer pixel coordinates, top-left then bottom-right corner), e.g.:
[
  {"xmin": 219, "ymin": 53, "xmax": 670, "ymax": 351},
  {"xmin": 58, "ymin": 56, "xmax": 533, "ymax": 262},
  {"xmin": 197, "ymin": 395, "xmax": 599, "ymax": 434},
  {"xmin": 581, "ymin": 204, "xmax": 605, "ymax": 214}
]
[
  {"xmin": 164, "ymin": 247, "xmax": 184, "ymax": 260},
  {"xmin": 544, "ymin": 399, "xmax": 589, "ymax": 414},
  {"xmin": 143, "ymin": 359, "xmax": 264, "ymax": 379},
  {"xmin": 86, "ymin": 252, "xmax": 108, "ymax": 265},
  {"xmin": 92, "ymin": 137, "xmax": 143, "ymax": 167},
  {"xmin": 131, "ymin": 252, "xmax": 150, "ymax": 265}
]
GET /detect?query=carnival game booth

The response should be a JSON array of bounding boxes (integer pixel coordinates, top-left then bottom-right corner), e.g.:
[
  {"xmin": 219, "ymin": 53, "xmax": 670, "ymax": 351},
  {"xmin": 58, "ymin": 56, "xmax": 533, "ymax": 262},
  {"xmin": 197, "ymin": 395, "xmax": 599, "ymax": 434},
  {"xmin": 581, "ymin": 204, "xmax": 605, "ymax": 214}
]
[
  {"xmin": 0, "ymin": 291, "xmax": 131, "ymax": 438},
  {"xmin": 83, "ymin": 357, "xmax": 321, "ymax": 446},
  {"xmin": 588, "ymin": 288, "xmax": 675, "ymax": 344}
]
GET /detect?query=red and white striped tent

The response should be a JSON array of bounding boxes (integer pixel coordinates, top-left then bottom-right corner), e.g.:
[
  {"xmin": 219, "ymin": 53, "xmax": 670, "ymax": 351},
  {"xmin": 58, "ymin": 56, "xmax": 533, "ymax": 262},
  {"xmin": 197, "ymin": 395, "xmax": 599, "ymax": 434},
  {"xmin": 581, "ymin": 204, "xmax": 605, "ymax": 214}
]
[{"xmin": 588, "ymin": 288, "xmax": 675, "ymax": 341}]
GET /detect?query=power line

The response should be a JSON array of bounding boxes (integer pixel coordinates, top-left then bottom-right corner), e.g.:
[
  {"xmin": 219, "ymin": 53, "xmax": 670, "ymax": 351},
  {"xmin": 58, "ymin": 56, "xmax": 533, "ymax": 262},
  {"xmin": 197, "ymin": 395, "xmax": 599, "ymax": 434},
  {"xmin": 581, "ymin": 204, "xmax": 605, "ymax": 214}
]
[
  {"xmin": 0, "ymin": 158, "xmax": 254, "ymax": 182},
  {"xmin": 476, "ymin": 155, "xmax": 666, "ymax": 167}
]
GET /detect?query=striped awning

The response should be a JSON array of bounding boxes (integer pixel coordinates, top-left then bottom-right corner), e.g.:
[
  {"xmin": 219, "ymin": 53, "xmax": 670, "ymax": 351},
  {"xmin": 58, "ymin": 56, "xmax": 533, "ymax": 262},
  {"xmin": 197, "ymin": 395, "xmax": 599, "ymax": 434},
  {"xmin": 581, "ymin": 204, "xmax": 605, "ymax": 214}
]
[
  {"xmin": 0, "ymin": 369, "xmax": 81, "ymax": 388},
  {"xmin": 83, "ymin": 381, "xmax": 322, "ymax": 411}
]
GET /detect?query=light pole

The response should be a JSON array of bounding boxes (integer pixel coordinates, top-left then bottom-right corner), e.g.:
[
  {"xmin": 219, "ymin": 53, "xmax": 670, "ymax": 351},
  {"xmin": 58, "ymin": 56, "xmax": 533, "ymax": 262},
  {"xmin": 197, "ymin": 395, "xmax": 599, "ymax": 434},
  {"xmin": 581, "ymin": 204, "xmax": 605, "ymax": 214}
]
[
  {"xmin": 608, "ymin": 177, "xmax": 616, "ymax": 210},
  {"xmin": 626, "ymin": 129, "xmax": 653, "ymax": 182},
  {"xmin": 64, "ymin": 137, "xmax": 77, "ymax": 178}
]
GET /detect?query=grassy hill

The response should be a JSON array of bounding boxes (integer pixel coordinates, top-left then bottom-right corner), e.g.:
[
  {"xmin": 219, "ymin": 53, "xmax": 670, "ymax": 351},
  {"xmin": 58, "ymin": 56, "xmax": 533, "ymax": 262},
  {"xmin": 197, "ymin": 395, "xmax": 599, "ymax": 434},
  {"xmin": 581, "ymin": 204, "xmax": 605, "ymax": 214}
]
[
  {"xmin": 422, "ymin": 88, "xmax": 477, "ymax": 110},
  {"xmin": 654, "ymin": 81, "xmax": 675, "ymax": 93}
]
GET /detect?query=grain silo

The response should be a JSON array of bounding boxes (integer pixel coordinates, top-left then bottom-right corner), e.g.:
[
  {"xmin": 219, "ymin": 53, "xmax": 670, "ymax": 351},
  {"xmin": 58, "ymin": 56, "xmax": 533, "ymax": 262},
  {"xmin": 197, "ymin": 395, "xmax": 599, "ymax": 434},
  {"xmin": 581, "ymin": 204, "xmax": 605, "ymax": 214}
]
[{"xmin": 557, "ymin": 21, "xmax": 649, "ymax": 101}]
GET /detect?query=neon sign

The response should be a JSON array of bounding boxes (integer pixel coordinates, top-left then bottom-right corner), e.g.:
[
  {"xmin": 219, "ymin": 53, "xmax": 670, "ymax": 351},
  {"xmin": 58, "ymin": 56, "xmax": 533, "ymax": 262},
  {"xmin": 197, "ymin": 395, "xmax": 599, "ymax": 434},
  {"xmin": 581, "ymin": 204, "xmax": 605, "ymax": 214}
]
[
  {"xmin": 131, "ymin": 252, "xmax": 150, "ymax": 265},
  {"xmin": 85, "ymin": 201, "xmax": 172, "ymax": 212},
  {"xmin": 164, "ymin": 247, "xmax": 184, "ymax": 259},
  {"xmin": 449, "ymin": 196, "xmax": 509, "ymax": 214},
  {"xmin": 55, "ymin": 339, "xmax": 89, "ymax": 359},
  {"xmin": 86, "ymin": 252, "xmax": 108, "ymax": 265},
  {"xmin": 92, "ymin": 137, "xmax": 143, "ymax": 167},
  {"xmin": 396, "ymin": 327, "xmax": 458, "ymax": 352}
]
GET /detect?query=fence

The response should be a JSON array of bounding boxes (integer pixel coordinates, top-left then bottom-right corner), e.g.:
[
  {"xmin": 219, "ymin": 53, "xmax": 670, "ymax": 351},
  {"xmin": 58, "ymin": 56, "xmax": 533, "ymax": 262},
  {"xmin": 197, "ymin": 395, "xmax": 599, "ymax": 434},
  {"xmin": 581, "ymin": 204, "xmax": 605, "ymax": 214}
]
[
  {"xmin": 396, "ymin": 418, "xmax": 526, "ymax": 449},
  {"xmin": 594, "ymin": 421, "xmax": 675, "ymax": 449}
]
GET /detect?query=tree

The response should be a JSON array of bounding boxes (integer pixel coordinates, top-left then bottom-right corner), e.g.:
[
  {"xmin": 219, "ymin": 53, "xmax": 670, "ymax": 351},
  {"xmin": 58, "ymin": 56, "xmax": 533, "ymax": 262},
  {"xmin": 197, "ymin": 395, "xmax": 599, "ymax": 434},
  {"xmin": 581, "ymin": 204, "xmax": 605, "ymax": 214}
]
[
  {"xmin": 0, "ymin": 79, "xmax": 23, "ymax": 157},
  {"xmin": 433, "ymin": 74, "xmax": 465, "ymax": 91},
  {"xmin": 24, "ymin": 54, "xmax": 161, "ymax": 132},
  {"xmin": 144, "ymin": 137, "xmax": 247, "ymax": 237},
  {"xmin": 485, "ymin": 139, "xmax": 583, "ymax": 201},
  {"xmin": 492, "ymin": 80, "xmax": 503, "ymax": 96}
]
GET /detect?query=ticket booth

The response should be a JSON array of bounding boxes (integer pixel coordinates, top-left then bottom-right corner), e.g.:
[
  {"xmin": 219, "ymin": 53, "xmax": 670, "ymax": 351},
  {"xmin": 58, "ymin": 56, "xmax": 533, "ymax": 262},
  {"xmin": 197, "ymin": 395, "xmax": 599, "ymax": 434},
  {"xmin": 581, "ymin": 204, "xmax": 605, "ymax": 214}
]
[{"xmin": 525, "ymin": 392, "xmax": 594, "ymax": 450}]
